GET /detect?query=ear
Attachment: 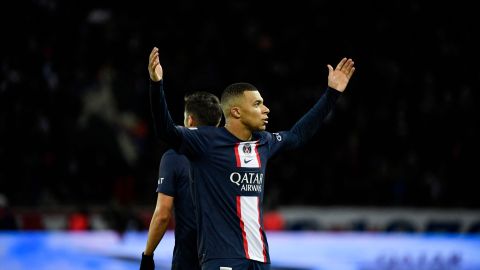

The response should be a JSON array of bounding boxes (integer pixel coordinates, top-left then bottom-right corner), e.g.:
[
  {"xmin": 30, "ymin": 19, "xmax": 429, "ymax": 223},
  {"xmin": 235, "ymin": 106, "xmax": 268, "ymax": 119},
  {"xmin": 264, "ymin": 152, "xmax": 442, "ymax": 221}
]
[
  {"xmin": 184, "ymin": 113, "xmax": 195, "ymax": 127},
  {"xmin": 187, "ymin": 115, "xmax": 195, "ymax": 127},
  {"xmin": 230, "ymin": 107, "xmax": 241, "ymax": 119}
]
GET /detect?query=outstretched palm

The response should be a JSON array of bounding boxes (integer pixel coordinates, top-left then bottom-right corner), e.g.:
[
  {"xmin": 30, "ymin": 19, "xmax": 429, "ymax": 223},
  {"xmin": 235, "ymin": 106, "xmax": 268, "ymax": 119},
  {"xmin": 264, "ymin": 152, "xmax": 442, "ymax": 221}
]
[{"xmin": 327, "ymin": 58, "xmax": 355, "ymax": 92}]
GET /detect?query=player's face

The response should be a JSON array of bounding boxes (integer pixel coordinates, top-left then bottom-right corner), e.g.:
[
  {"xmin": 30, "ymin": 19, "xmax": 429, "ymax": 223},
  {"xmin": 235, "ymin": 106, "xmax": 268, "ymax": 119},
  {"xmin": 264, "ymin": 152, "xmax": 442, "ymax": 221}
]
[{"xmin": 239, "ymin": 90, "xmax": 270, "ymax": 131}]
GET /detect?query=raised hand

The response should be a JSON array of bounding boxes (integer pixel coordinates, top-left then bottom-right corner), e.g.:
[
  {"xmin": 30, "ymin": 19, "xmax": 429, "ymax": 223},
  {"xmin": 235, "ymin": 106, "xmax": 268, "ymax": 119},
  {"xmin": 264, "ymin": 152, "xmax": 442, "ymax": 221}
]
[
  {"xmin": 327, "ymin": 58, "xmax": 355, "ymax": 92},
  {"xmin": 148, "ymin": 47, "xmax": 163, "ymax": 82}
]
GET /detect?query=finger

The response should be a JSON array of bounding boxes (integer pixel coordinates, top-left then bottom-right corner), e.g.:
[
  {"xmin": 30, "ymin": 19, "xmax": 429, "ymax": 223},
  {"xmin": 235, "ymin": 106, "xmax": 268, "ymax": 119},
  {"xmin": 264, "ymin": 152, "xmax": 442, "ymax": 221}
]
[
  {"xmin": 149, "ymin": 51, "xmax": 158, "ymax": 65},
  {"xmin": 344, "ymin": 59, "xmax": 354, "ymax": 72},
  {"xmin": 347, "ymin": 67, "xmax": 356, "ymax": 79},
  {"xmin": 335, "ymin": 57, "xmax": 347, "ymax": 70},
  {"xmin": 149, "ymin": 47, "xmax": 157, "ymax": 61},
  {"xmin": 327, "ymin": 64, "xmax": 333, "ymax": 74},
  {"xmin": 151, "ymin": 61, "xmax": 158, "ymax": 71},
  {"xmin": 345, "ymin": 67, "xmax": 355, "ymax": 80},
  {"xmin": 149, "ymin": 52, "xmax": 154, "ymax": 65},
  {"xmin": 149, "ymin": 48, "xmax": 159, "ymax": 63}
]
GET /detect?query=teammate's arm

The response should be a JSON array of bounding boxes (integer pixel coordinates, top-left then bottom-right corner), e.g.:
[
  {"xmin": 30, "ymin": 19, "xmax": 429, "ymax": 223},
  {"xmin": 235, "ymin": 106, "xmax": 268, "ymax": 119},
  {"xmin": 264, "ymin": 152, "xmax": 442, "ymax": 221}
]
[
  {"xmin": 141, "ymin": 150, "xmax": 179, "ymax": 269},
  {"xmin": 140, "ymin": 193, "xmax": 174, "ymax": 270},
  {"xmin": 144, "ymin": 193, "xmax": 174, "ymax": 255}
]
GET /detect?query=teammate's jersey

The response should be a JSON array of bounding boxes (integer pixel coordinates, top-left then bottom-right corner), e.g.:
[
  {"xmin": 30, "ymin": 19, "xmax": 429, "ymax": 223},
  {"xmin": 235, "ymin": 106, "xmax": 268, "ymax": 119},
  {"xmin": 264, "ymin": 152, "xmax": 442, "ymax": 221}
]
[
  {"xmin": 157, "ymin": 149, "xmax": 200, "ymax": 270},
  {"xmin": 150, "ymin": 80, "xmax": 340, "ymax": 264}
]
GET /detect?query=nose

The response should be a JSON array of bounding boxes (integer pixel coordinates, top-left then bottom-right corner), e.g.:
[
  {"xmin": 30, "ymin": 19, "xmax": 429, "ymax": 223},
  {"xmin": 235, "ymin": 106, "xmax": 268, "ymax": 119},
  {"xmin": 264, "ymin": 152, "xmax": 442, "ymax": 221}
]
[{"xmin": 263, "ymin": 104, "xmax": 270, "ymax": 114}]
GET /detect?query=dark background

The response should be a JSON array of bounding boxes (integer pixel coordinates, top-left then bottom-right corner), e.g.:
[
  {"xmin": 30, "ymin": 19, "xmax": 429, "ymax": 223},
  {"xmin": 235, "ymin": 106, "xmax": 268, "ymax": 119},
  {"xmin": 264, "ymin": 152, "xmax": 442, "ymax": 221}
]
[{"xmin": 1, "ymin": 0, "xmax": 479, "ymax": 213}]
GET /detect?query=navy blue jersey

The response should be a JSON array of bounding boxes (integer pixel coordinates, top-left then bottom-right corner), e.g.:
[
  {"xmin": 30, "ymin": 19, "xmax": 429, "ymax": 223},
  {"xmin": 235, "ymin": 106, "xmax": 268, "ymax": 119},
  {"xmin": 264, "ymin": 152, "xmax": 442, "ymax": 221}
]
[
  {"xmin": 150, "ymin": 80, "xmax": 340, "ymax": 264},
  {"xmin": 157, "ymin": 149, "xmax": 200, "ymax": 270}
]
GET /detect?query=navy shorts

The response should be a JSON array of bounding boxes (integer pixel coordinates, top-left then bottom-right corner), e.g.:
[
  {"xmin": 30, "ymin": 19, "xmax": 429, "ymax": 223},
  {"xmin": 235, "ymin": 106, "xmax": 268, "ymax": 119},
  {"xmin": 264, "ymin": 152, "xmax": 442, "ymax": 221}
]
[{"xmin": 202, "ymin": 258, "xmax": 270, "ymax": 270}]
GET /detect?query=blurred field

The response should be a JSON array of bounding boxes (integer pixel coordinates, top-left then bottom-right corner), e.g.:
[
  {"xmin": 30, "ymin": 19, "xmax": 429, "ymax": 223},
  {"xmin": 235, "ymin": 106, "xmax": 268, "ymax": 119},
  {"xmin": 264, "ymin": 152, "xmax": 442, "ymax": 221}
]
[{"xmin": 1, "ymin": 231, "xmax": 480, "ymax": 270}]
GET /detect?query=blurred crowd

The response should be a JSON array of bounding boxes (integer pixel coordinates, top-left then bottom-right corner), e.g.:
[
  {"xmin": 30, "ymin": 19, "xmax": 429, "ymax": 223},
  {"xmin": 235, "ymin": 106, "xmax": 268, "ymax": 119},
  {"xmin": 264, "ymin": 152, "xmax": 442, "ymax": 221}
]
[{"xmin": 0, "ymin": 0, "xmax": 478, "ymax": 225}]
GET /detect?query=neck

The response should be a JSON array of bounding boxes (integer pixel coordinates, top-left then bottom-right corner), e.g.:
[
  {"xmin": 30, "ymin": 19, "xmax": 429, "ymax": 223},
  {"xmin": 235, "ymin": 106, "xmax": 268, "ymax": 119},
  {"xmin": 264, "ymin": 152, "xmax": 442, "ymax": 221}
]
[{"xmin": 224, "ymin": 122, "xmax": 252, "ymax": 141}]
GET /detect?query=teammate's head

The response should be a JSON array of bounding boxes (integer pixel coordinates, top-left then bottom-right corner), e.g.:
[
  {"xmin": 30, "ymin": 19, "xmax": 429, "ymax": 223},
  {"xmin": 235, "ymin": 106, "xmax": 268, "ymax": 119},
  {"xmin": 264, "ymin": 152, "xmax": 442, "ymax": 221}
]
[
  {"xmin": 184, "ymin": 91, "xmax": 222, "ymax": 128},
  {"xmin": 221, "ymin": 82, "xmax": 270, "ymax": 131}
]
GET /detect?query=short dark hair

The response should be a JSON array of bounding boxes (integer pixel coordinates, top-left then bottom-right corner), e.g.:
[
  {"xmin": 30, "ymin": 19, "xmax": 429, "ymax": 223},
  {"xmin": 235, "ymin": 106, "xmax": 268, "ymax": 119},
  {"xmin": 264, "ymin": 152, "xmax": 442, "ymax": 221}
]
[
  {"xmin": 184, "ymin": 91, "xmax": 222, "ymax": 126},
  {"xmin": 220, "ymin": 82, "xmax": 258, "ymax": 116}
]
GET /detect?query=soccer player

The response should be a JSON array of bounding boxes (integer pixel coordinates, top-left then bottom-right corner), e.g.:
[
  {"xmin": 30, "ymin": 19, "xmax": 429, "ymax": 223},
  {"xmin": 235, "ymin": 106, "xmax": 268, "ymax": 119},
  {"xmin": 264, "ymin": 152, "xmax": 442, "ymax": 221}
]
[
  {"xmin": 140, "ymin": 91, "xmax": 223, "ymax": 270},
  {"xmin": 148, "ymin": 47, "xmax": 355, "ymax": 270}
]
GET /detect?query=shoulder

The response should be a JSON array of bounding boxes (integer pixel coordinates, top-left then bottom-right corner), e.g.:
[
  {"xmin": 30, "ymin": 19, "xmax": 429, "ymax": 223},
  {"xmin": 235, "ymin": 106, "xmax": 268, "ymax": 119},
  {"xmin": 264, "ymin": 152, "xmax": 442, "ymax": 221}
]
[
  {"xmin": 162, "ymin": 149, "xmax": 185, "ymax": 161},
  {"xmin": 254, "ymin": 131, "xmax": 284, "ymax": 144},
  {"xmin": 190, "ymin": 126, "xmax": 223, "ymax": 140},
  {"xmin": 160, "ymin": 149, "xmax": 189, "ymax": 169},
  {"xmin": 255, "ymin": 131, "xmax": 280, "ymax": 140},
  {"xmin": 178, "ymin": 125, "xmax": 220, "ymax": 136},
  {"xmin": 195, "ymin": 126, "xmax": 219, "ymax": 132}
]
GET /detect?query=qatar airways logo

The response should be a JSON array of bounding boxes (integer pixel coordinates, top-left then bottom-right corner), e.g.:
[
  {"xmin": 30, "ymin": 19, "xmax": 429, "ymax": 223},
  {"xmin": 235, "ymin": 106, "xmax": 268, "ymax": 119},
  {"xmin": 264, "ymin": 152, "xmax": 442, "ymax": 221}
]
[{"xmin": 230, "ymin": 172, "xmax": 263, "ymax": 192}]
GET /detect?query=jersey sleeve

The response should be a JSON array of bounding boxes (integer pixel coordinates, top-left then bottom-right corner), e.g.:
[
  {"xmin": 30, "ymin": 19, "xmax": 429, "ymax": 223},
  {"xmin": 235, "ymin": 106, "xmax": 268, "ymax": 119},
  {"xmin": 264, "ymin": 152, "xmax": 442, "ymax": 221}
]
[
  {"xmin": 156, "ymin": 151, "xmax": 182, "ymax": 196},
  {"xmin": 175, "ymin": 127, "xmax": 213, "ymax": 159},
  {"xmin": 267, "ymin": 87, "xmax": 341, "ymax": 157},
  {"xmin": 149, "ymin": 80, "xmax": 182, "ymax": 149},
  {"xmin": 150, "ymin": 80, "xmax": 209, "ymax": 158}
]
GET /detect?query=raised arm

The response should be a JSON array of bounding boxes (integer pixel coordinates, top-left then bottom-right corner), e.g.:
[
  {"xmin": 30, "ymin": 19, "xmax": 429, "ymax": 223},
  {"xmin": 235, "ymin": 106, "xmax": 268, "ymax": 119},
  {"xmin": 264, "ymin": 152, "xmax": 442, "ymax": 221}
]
[
  {"xmin": 148, "ymin": 47, "xmax": 182, "ymax": 149},
  {"xmin": 285, "ymin": 58, "xmax": 356, "ymax": 149}
]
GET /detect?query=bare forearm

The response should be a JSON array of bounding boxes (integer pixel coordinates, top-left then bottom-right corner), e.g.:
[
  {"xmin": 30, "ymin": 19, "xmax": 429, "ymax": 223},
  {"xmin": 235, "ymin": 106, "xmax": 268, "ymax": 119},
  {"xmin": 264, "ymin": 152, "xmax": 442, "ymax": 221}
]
[{"xmin": 144, "ymin": 212, "xmax": 171, "ymax": 255}]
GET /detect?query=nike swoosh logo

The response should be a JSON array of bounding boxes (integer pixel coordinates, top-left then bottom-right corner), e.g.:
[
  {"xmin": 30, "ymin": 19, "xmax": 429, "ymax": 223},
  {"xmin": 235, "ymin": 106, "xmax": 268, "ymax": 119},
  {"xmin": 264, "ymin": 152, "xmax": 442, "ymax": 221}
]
[{"xmin": 244, "ymin": 158, "xmax": 253, "ymax": 163}]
